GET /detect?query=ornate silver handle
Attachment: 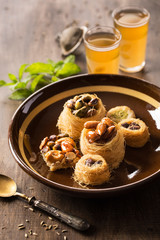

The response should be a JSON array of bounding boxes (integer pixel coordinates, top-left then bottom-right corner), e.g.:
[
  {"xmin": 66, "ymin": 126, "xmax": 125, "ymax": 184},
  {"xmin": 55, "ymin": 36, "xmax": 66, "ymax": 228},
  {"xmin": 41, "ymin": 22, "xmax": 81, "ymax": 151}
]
[{"xmin": 29, "ymin": 197, "xmax": 90, "ymax": 231}]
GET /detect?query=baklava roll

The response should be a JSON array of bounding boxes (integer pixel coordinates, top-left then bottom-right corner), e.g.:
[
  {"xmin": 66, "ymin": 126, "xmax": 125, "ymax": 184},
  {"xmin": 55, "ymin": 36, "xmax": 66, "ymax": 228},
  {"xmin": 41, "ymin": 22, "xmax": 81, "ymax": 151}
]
[
  {"xmin": 80, "ymin": 117, "xmax": 125, "ymax": 169},
  {"xmin": 57, "ymin": 93, "xmax": 106, "ymax": 139},
  {"xmin": 74, "ymin": 154, "xmax": 110, "ymax": 186},
  {"xmin": 39, "ymin": 133, "xmax": 81, "ymax": 171},
  {"xmin": 107, "ymin": 106, "xmax": 135, "ymax": 123},
  {"xmin": 118, "ymin": 118, "xmax": 150, "ymax": 148}
]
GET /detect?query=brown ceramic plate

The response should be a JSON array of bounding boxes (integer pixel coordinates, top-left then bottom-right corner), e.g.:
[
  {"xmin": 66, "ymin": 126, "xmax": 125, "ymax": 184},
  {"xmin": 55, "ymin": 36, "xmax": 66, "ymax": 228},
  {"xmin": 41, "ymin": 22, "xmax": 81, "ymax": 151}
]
[{"xmin": 8, "ymin": 74, "xmax": 160, "ymax": 197}]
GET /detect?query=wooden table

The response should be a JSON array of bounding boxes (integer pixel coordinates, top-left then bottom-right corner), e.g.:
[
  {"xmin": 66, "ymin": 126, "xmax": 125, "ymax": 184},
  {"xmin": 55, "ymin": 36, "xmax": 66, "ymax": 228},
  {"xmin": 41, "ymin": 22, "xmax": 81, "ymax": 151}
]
[{"xmin": 0, "ymin": 0, "xmax": 160, "ymax": 239}]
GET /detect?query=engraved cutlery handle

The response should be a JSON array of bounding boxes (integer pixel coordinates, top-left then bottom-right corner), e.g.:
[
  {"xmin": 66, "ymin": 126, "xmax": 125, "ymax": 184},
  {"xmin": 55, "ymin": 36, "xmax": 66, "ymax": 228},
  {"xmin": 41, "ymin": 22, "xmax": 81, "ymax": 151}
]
[{"xmin": 29, "ymin": 197, "xmax": 90, "ymax": 231}]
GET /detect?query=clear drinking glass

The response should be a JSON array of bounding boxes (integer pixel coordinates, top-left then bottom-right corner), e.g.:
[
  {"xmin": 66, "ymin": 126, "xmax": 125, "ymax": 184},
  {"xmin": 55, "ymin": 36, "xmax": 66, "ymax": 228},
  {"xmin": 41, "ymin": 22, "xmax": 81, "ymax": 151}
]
[
  {"xmin": 112, "ymin": 7, "xmax": 150, "ymax": 73},
  {"xmin": 84, "ymin": 26, "xmax": 121, "ymax": 74}
]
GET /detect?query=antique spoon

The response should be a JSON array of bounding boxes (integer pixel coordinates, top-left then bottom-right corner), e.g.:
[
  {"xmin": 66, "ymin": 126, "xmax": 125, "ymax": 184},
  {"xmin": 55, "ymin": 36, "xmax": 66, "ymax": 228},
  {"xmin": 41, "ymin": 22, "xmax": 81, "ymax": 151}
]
[{"xmin": 0, "ymin": 174, "xmax": 90, "ymax": 231}]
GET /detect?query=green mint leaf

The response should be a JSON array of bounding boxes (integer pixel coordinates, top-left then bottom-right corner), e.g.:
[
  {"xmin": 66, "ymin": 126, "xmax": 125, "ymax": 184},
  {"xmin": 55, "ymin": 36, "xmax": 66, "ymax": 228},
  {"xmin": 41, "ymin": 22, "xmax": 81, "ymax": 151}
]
[
  {"xmin": 21, "ymin": 75, "xmax": 34, "ymax": 84},
  {"xmin": 56, "ymin": 62, "xmax": 81, "ymax": 78},
  {"xmin": 1, "ymin": 55, "xmax": 81, "ymax": 101},
  {"xmin": 13, "ymin": 82, "xmax": 27, "ymax": 90},
  {"xmin": 42, "ymin": 75, "xmax": 52, "ymax": 82},
  {"xmin": 47, "ymin": 59, "xmax": 56, "ymax": 67},
  {"xmin": 51, "ymin": 76, "xmax": 59, "ymax": 82},
  {"xmin": 64, "ymin": 55, "xmax": 75, "ymax": 63},
  {"xmin": 30, "ymin": 74, "xmax": 43, "ymax": 92},
  {"xmin": 19, "ymin": 63, "xmax": 28, "ymax": 80},
  {"xmin": 9, "ymin": 88, "xmax": 32, "ymax": 100},
  {"xmin": 6, "ymin": 83, "xmax": 15, "ymax": 86},
  {"xmin": 0, "ymin": 80, "xmax": 7, "ymax": 86},
  {"xmin": 0, "ymin": 80, "xmax": 15, "ymax": 87},
  {"xmin": 54, "ymin": 61, "xmax": 64, "ymax": 73},
  {"xmin": 34, "ymin": 78, "xmax": 50, "ymax": 90},
  {"xmin": 8, "ymin": 73, "xmax": 18, "ymax": 83},
  {"xmin": 25, "ymin": 63, "xmax": 54, "ymax": 75}
]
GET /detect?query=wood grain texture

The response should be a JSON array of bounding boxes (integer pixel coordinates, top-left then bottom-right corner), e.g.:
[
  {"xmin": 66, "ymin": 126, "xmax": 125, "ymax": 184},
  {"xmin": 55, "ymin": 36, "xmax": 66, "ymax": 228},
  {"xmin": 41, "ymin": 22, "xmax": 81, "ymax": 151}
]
[{"xmin": 0, "ymin": 0, "xmax": 160, "ymax": 239}]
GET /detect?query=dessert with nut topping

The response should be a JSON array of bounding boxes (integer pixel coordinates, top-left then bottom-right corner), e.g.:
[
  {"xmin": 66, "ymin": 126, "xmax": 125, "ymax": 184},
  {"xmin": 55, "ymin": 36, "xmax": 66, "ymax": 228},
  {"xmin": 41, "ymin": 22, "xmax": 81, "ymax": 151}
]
[
  {"xmin": 80, "ymin": 117, "xmax": 125, "ymax": 169},
  {"xmin": 39, "ymin": 97, "xmax": 150, "ymax": 186},
  {"xmin": 118, "ymin": 118, "xmax": 150, "ymax": 147},
  {"xmin": 107, "ymin": 105, "xmax": 135, "ymax": 123},
  {"xmin": 74, "ymin": 154, "xmax": 110, "ymax": 186},
  {"xmin": 39, "ymin": 133, "xmax": 81, "ymax": 171},
  {"xmin": 57, "ymin": 93, "xmax": 106, "ymax": 139}
]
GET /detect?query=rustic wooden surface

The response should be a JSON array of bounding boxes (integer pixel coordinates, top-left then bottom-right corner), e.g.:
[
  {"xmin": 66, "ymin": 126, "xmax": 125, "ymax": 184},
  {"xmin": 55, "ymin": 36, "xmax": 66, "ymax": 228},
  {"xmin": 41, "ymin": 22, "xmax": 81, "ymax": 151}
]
[{"xmin": 0, "ymin": 0, "xmax": 160, "ymax": 239}]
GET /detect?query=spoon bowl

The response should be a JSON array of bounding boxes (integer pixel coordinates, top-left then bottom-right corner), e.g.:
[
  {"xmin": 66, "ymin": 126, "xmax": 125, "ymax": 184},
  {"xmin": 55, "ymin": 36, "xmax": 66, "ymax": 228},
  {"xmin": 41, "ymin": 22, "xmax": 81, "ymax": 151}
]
[{"xmin": 0, "ymin": 174, "xmax": 17, "ymax": 197}]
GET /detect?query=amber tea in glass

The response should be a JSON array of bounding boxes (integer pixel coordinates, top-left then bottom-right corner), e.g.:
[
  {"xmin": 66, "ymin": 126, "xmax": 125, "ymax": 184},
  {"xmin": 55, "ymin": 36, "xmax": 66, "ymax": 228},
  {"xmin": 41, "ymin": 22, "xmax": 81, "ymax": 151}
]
[
  {"xmin": 112, "ymin": 7, "xmax": 150, "ymax": 73},
  {"xmin": 84, "ymin": 26, "xmax": 121, "ymax": 74}
]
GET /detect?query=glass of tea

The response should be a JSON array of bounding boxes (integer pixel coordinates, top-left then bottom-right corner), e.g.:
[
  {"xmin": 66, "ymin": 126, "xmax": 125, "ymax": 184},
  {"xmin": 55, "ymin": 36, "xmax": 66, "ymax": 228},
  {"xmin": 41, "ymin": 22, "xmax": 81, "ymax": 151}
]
[
  {"xmin": 84, "ymin": 26, "xmax": 121, "ymax": 74},
  {"xmin": 112, "ymin": 7, "xmax": 150, "ymax": 73}
]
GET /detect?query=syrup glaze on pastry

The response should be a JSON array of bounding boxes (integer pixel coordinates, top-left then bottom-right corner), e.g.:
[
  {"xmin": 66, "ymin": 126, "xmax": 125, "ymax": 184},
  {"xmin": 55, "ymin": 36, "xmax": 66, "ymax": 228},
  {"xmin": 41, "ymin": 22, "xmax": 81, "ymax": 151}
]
[
  {"xmin": 39, "ymin": 133, "xmax": 81, "ymax": 171},
  {"xmin": 80, "ymin": 117, "xmax": 125, "ymax": 169}
]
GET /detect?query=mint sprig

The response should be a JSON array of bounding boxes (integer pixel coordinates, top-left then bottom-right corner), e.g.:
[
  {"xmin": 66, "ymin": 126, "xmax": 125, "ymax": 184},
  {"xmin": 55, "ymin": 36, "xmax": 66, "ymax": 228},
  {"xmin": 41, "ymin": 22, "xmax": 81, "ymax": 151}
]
[{"xmin": 0, "ymin": 55, "xmax": 81, "ymax": 100}]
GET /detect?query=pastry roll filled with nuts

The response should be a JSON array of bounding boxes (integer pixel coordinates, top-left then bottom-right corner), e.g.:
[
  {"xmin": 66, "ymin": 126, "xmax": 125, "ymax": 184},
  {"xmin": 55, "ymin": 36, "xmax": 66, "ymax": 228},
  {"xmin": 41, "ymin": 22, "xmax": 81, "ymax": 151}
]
[
  {"xmin": 39, "ymin": 133, "xmax": 81, "ymax": 171},
  {"xmin": 57, "ymin": 93, "xmax": 106, "ymax": 139},
  {"xmin": 80, "ymin": 117, "xmax": 125, "ymax": 169},
  {"xmin": 74, "ymin": 154, "xmax": 110, "ymax": 186},
  {"xmin": 118, "ymin": 118, "xmax": 150, "ymax": 148},
  {"xmin": 107, "ymin": 106, "xmax": 135, "ymax": 123}
]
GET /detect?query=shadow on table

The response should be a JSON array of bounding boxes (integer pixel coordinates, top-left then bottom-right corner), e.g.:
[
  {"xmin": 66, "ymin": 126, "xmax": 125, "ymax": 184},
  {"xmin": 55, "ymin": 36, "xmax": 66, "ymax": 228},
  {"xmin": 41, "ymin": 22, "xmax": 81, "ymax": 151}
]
[{"xmin": 48, "ymin": 174, "xmax": 160, "ymax": 239}]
